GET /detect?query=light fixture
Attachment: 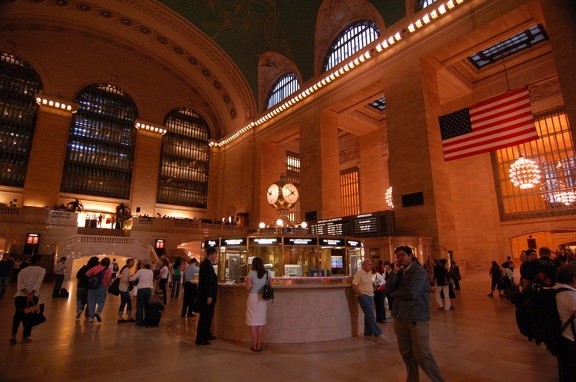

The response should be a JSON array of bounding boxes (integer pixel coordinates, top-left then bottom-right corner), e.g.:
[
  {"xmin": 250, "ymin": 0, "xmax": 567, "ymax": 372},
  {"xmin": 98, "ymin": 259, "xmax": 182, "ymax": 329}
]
[
  {"xmin": 276, "ymin": 218, "xmax": 284, "ymax": 227},
  {"xmin": 259, "ymin": 222, "xmax": 266, "ymax": 229},
  {"xmin": 385, "ymin": 187, "xmax": 394, "ymax": 208},
  {"xmin": 300, "ymin": 221, "xmax": 308, "ymax": 229},
  {"xmin": 509, "ymin": 156, "xmax": 541, "ymax": 189}
]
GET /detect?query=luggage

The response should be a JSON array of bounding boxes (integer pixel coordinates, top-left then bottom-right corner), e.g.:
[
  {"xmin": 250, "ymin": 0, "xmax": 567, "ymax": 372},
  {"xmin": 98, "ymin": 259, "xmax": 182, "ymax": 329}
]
[
  {"xmin": 59, "ymin": 288, "xmax": 69, "ymax": 298},
  {"xmin": 145, "ymin": 295, "xmax": 164, "ymax": 327}
]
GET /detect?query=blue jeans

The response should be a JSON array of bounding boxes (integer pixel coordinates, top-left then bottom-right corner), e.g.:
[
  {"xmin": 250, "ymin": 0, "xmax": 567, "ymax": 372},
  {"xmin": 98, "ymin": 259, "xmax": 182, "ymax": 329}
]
[
  {"xmin": 136, "ymin": 288, "xmax": 152, "ymax": 325},
  {"xmin": 118, "ymin": 290, "xmax": 132, "ymax": 315},
  {"xmin": 87, "ymin": 285, "xmax": 107, "ymax": 318},
  {"xmin": 52, "ymin": 274, "xmax": 64, "ymax": 297},
  {"xmin": 357, "ymin": 294, "xmax": 382, "ymax": 337}
]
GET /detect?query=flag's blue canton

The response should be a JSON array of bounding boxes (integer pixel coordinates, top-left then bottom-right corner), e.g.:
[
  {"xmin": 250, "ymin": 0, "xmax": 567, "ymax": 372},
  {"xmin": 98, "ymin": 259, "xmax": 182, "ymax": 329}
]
[{"xmin": 439, "ymin": 108, "xmax": 472, "ymax": 140}]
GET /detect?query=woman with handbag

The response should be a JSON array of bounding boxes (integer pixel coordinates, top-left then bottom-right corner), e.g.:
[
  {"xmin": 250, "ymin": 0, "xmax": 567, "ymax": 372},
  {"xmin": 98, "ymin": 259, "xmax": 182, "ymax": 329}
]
[{"xmin": 245, "ymin": 257, "xmax": 270, "ymax": 352}]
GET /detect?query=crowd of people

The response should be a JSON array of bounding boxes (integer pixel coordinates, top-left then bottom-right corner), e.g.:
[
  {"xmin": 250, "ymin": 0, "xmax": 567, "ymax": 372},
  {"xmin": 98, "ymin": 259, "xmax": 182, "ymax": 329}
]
[{"xmin": 3, "ymin": 245, "xmax": 575, "ymax": 381}]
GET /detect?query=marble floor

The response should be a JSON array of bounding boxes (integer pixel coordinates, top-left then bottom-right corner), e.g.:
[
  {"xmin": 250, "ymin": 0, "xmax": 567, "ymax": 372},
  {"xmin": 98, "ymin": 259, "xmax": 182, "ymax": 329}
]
[{"xmin": 0, "ymin": 268, "xmax": 558, "ymax": 382}]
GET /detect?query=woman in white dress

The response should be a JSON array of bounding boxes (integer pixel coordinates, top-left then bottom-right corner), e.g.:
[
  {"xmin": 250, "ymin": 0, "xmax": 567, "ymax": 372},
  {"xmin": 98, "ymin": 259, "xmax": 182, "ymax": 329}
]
[{"xmin": 245, "ymin": 257, "xmax": 269, "ymax": 352}]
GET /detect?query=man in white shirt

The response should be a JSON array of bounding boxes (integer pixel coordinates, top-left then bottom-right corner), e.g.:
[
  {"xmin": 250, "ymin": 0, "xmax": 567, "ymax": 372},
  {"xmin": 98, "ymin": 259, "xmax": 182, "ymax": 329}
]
[
  {"xmin": 181, "ymin": 258, "xmax": 199, "ymax": 317},
  {"xmin": 351, "ymin": 259, "xmax": 388, "ymax": 342}
]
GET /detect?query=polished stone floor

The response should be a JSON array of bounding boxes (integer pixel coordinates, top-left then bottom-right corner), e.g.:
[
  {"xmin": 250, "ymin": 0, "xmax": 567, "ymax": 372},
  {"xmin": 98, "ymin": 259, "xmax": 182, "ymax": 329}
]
[{"xmin": 0, "ymin": 268, "xmax": 558, "ymax": 382}]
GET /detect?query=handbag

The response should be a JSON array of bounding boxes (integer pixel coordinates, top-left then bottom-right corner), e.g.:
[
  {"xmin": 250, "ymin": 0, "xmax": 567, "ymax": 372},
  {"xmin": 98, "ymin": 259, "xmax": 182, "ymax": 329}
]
[
  {"xmin": 108, "ymin": 277, "xmax": 120, "ymax": 296},
  {"xmin": 23, "ymin": 302, "xmax": 46, "ymax": 328},
  {"xmin": 262, "ymin": 271, "xmax": 274, "ymax": 301}
]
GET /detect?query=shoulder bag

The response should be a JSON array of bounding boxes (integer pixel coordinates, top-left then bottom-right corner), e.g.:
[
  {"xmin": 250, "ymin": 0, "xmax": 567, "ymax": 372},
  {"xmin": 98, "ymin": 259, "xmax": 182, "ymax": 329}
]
[{"xmin": 262, "ymin": 271, "xmax": 274, "ymax": 301}]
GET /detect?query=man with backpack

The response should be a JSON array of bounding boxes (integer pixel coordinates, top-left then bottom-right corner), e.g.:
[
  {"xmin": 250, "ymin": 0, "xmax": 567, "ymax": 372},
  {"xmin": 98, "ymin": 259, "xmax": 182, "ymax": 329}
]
[{"xmin": 554, "ymin": 263, "xmax": 576, "ymax": 382}]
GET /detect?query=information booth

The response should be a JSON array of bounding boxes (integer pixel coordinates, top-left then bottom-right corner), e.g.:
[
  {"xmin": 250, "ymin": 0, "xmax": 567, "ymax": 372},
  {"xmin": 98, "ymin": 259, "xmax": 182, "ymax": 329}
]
[
  {"xmin": 208, "ymin": 232, "xmax": 366, "ymax": 344},
  {"xmin": 206, "ymin": 233, "xmax": 365, "ymax": 283}
]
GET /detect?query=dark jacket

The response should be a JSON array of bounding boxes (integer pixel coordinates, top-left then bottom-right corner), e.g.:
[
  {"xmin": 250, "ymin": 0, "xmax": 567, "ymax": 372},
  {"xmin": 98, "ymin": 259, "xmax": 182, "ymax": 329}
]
[
  {"xmin": 76, "ymin": 265, "xmax": 90, "ymax": 289},
  {"xmin": 196, "ymin": 258, "xmax": 218, "ymax": 309},
  {"xmin": 387, "ymin": 262, "xmax": 430, "ymax": 321}
]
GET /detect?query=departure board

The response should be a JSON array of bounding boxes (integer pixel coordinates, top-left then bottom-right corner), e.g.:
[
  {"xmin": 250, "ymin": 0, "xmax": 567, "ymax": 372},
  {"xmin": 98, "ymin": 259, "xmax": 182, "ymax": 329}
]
[
  {"xmin": 353, "ymin": 215, "xmax": 378, "ymax": 235},
  {"xmin": 309, "ymin": 211, "xmax": 395, "ymax": 237}
]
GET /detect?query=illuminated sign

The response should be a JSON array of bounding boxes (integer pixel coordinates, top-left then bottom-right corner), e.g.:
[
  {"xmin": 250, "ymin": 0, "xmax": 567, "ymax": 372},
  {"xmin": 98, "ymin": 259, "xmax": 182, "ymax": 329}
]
[
  {"xmin": 283, "ymin": 237, "xmax": 318, "ymax": 245},
  {"xmin": 319, "ymin": 238, "xmax": 344, "ymax": 246},
  {"xmin": 204, "ymin": 240, "xmax": 219, "ymax": 248},
  {"xmin": 346, "ymin": 239, "xmax": 362, "ymax": 247},
  {"xmin": 155, "ymin": 239, "xmax": 165, "ymax": 249},
  {"xmin": 222, "ymin": 238, "xmax": 246, "ymax": 246},
  {"xmin": 26, "ymin": 233, "xmax": 39, "ymax": 245},
  {"xmin": 249, "ymin": 237, "xmax": 281, "ymax": 245}
]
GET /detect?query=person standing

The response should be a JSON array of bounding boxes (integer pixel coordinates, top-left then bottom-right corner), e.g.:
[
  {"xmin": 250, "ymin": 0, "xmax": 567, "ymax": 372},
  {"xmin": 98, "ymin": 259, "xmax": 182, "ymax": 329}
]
[
  {"xmin": 117, "ymin": 258, "xmax": 136, "ymax": 323},
  {"xmin": 129, "ymin": 259, "xmax": 154, "ymax": 326},
  {"xmin": 170, "ymin": 258, "xmax": 182, "ymax": 299},
  {"xmin": 158, "ymin": 258, "xmax": 169, "ymax": 305},
  {"xmin": 555, "ymin": 263, "xmax": 576, "ymax": 382},
  {"xmin": 85, "ymin": 257, "xmax": 112, "ymax": 323},
  {"xmin": 520, "ymin": 249, "xmax": 538, "ymax": 288},
  {"xmin": 488, "ymin": 261, "xmax": 504, "ymax": 296},
  {"xmin": 9, "ymin": 254, "xmax": 46, "ymax": 344},
  {"xmin": 195, "ymin": 247, "xmax": 218, "ymax": 345},
  {"xmin": 372, "ymin": 267, "xmax": 387, "ymax": 323},
  {"xmin": 351, "ymin": 259, "xmax": 388, "ymax": 342},
  {"xmin": 181, "ymin": 258, "xmax": 199, "ymax": 318},
  {"xmin": 387, "ymin": 246, "xmax": 445, "ymax": 382},
  {"xmin": 75, "ymin": 256, "xmax": 99, "ymax": 318},
  {"xmin": 434, "ymin": 259, "xmax": 452, "ymax": 311},
  {"xmin": 0, "ymin": 254, "xmax": 14, "ymax": 299},
  {"xmin": 110, "ymin": 258, "xmax": 119, "ymax": 279},
  {"xmin": 450, "ymin": 260, "xmax": 461, "ymax": 290},
  {"xmin": 52, "ymin": 256, "xmax": 67, "ymax": 298},
  {"xmin": 245, "ymin": 256, "xmax": 270, "ymax": 352}
]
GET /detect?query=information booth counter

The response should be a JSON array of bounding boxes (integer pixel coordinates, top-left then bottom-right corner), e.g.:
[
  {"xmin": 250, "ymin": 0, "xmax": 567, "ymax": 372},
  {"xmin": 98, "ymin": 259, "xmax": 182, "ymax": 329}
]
[{"xmin": 207, "ymin": 233, "xmax": 365, "ymax": 344}]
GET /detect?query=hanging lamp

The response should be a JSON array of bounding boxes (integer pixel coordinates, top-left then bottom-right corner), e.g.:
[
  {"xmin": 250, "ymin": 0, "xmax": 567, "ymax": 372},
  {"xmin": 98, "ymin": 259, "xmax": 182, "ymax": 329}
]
[{"xmin": 509, "ymin": 156, "xmax": 540, "ymax": 189}]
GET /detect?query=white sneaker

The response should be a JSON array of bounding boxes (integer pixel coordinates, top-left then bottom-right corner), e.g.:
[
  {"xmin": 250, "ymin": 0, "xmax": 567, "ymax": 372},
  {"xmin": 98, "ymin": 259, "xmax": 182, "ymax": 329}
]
[
  {"xmin": 375, "ymin": 334, "xmax": 392, "ymax": 342},
  {"xmin": 88, "ymin": 318, "xmax": 94, "ymax": 323}
]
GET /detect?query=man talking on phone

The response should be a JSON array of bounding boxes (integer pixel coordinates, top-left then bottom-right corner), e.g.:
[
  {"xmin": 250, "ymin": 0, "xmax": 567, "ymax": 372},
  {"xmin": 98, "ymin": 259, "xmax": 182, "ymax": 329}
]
[{"xmin": 386, "ymin": 246, "xmax": 445, "ymax": 382}]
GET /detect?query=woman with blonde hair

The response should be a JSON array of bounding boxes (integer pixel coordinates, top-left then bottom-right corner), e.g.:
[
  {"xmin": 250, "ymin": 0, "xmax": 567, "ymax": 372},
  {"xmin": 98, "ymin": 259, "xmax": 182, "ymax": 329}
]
[{"xmin": 245, "ymin": 257, "xmax": 270, "ymax": 352}]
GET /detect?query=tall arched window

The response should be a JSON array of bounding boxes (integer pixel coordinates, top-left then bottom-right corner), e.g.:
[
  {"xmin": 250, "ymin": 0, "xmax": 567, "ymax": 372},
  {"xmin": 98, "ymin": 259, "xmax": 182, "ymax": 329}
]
[
  {"xmin": 0, "ymin": 53, "xmax": 42, "ymax": 187},
  {"xmin": 61, "ymin": 84, "xmax": 138, "ymax": 199},
  {"xmin": 323, "ymin": 20, "xmax": 379, "ymax": 72},
  {"xmin": 266, "ymin": 73, "xmax": 300, "ymax": 110},
  {"xmin": 415, "ymin": 0, "xmax": 438, "ymax": 12},
  {"xmin": 157, "ymin": 108, "xmax": 210, "ymax": 208}
]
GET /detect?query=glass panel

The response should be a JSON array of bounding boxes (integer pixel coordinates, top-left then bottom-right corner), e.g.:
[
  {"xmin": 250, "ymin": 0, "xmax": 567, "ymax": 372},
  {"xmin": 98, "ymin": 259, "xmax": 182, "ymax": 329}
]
[
  {"xmin": 157, "ymin": 108, "xmax": 210, "ymax": 208},
  {"xmin": 61, "ymin": 84, "xmax": 138, "ymax": 198},
  {"xmin": 494, "ymin": 107, "xmax": 576, "ymax": 221},
  {"xmin": 340, "ymin": 167, "xmax": 360, "ymax": 216},
  {"xmin": 324, "ymin": 21, "xmax": 379, "ymax": 72},
  {"xmin": 285, "ymin": 151, "xmax": 301, "ymax": 222},
  {"xmin": 0, "ymin": 53, "xmax": 42, "ymax": 187},
  {"xmin": 266, "ymin": 73, "xmax": 300, "ymax": 110}
]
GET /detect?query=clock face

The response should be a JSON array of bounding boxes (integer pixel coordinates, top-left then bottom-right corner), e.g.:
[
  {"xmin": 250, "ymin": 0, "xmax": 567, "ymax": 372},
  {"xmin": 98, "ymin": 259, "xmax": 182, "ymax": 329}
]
[
  {"xmin": 282, "ymin": 183, "xmax": 299, "ymax": 204},
  {"xmin": 267, "ymin": 184, "xmax": 279, "ymax": 205}
]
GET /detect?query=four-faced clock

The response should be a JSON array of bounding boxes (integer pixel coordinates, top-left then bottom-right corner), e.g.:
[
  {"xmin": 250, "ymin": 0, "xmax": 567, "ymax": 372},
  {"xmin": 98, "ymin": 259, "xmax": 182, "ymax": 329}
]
[
  {"xmin": 267, "ymin": 184, "xmax": 280, "ymax": 205},
  {"xmin": 282, "ymin": 183, "xmax": 299, "ymax": 204}
]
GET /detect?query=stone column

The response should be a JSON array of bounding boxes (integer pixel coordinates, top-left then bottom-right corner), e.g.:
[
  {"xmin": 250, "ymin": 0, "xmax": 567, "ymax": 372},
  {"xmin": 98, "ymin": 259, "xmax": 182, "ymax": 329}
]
[
  {"xmin": 540, "ymin": 0, "xmax": 576, "ymax": 141},
  {"xmin": 130, "ymin": 123, "xmax": 163, "ymax": 217},
  {"xmin": 22, "ymin": 96, "xmax": 77, "ymax": 208},
  {"xmin": 299, "ymin": 108, "xmax": 341, "ymax": 220}
]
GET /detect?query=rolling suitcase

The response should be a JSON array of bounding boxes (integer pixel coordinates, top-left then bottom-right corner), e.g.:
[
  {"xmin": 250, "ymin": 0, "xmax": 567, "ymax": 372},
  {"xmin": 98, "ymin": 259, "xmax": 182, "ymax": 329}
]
[{"xmin": 145, "ymin": 295, "xmax": 164, "ymax": 327}]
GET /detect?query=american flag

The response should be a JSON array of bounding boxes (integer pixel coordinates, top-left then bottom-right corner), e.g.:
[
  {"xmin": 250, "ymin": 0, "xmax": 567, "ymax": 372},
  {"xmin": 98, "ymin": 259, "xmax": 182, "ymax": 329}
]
[{"xmin": 439, "ymin": 87, "xmax": 539, "ymax": 162}]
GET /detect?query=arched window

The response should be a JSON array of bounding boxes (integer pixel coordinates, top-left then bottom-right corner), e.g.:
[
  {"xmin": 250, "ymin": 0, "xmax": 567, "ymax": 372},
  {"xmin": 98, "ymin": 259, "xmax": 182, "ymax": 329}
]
[
  {"xmin": 415, "ymin": 0, "xmax": 438, "ymax": 12},
  {"xmin": 0, "ymin": 52, "xmax": 42, "ymax": 187},
  {"xmin": 323, "ymin": 20, "xmax": 379, "ymax": 72},
  {"xmin": 266, "ymin": 73, "xmax": 300, "ymax": 110},
  {"xmin": 157, "ymin": 108, "xmax": 210, "ymax": 208},
  {"xmin": 61, "ymin": 84, "xmax": 138, "ymax": 199}
]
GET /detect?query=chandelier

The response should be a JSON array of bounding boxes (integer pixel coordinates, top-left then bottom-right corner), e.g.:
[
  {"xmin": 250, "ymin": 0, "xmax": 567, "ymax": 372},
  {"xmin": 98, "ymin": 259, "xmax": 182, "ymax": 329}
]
[
  {"xmin": 550, "ymin": 160, "xmax": 576, "ymax": 205},
  {"xmin": 509, "ymin": 156, "xmax": 541, "ymax": 189},
  {"xmin": 551, "ymin": 191, "xmax": 576, "ymax": 205},
  {"xmin": 385, "ymin": 186, "xmax": 394, "ymax": 208}
]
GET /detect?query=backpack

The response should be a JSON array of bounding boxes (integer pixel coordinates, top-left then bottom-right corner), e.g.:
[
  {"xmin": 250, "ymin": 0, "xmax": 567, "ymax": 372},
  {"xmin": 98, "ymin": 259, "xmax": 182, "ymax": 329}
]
[
  {"xmin": 88, "ymin": 269, "xmax": 106, "ymax": 290},
  {"xmin": 515, "ymin": 285, "xmax": 575, "ymax": 356}
]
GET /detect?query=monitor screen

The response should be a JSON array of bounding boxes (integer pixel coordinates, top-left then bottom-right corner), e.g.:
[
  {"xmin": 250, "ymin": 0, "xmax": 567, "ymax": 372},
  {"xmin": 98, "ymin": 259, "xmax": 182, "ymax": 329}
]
[{"xmin": 331, "ymin": 256, "xmax": 344, "ymax": 269}]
